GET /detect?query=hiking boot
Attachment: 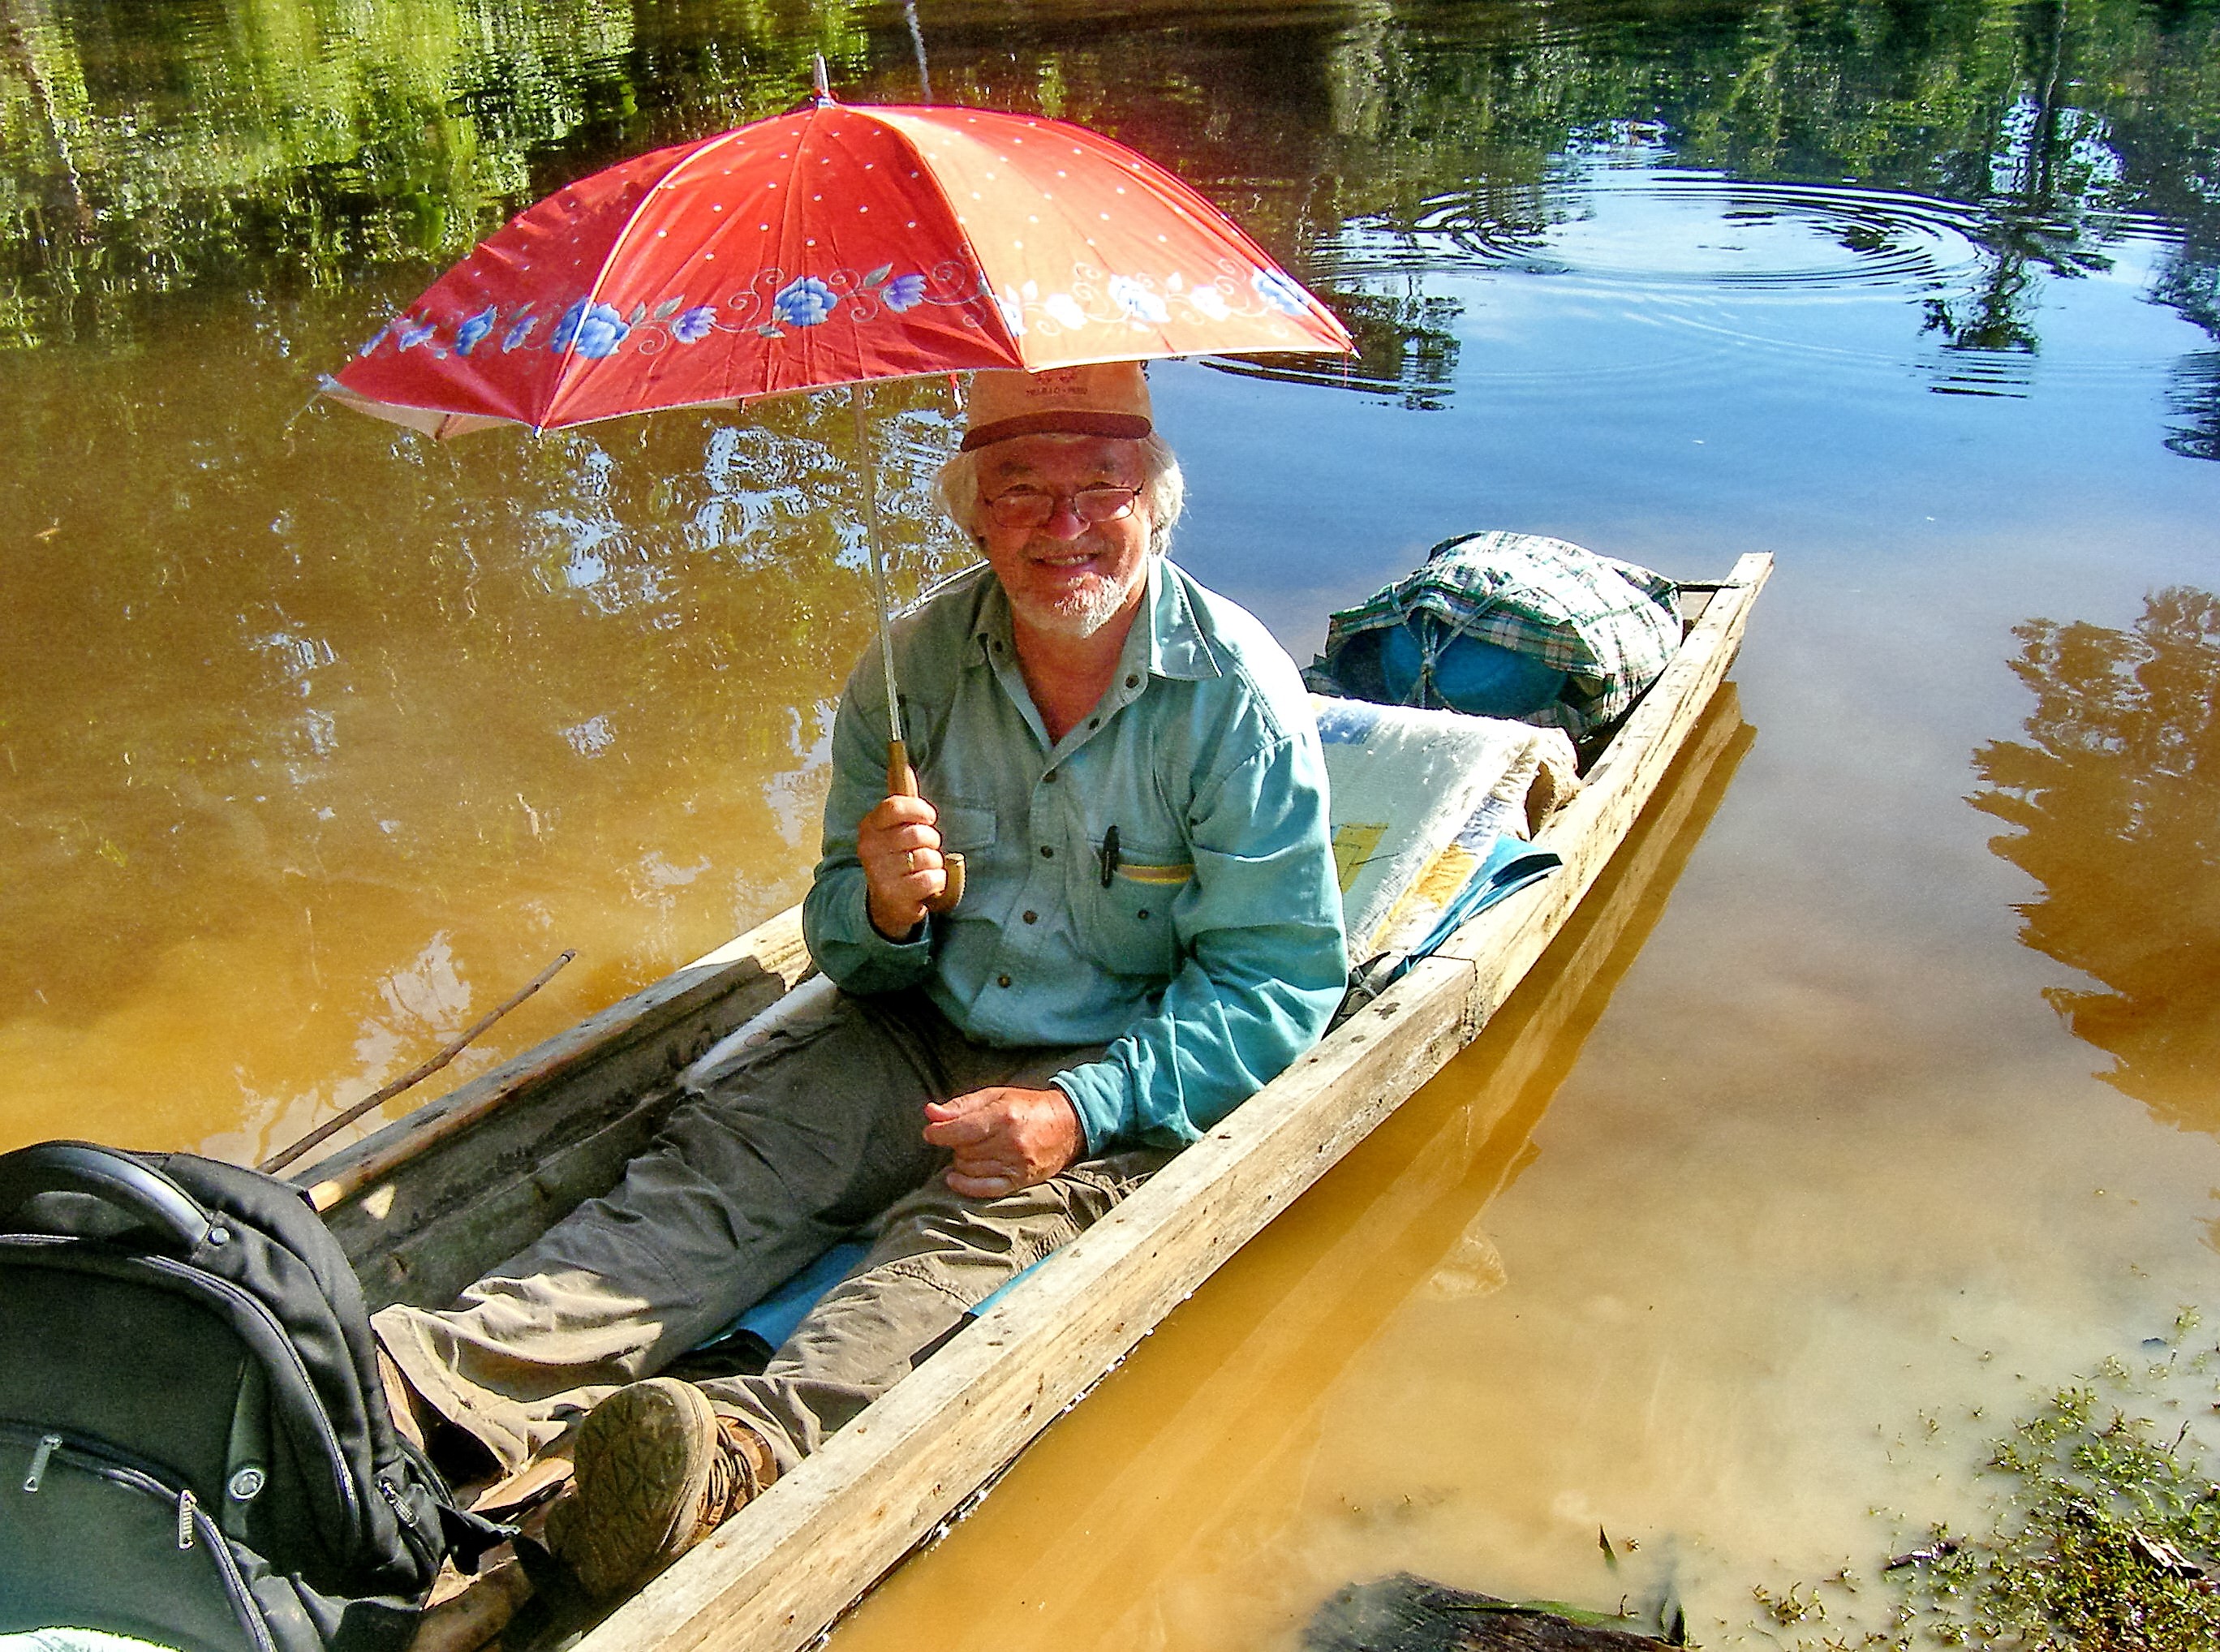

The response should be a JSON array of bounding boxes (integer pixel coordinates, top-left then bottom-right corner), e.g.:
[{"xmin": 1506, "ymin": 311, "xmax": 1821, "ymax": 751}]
[{"xmin": 544, "ymin": 1378, "xmax": 776, "ymax": 1598}]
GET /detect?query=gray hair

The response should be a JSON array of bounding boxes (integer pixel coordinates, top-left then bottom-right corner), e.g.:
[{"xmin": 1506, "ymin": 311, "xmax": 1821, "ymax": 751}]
[{"xmin": 937, "ymin": 433, "xmax": 1185, "ymax": 557}]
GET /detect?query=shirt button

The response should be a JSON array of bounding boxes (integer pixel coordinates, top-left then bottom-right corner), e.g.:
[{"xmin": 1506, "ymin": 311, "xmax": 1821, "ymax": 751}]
[
  {"xmin": 997, "ymin": 974, "xmax": 1013, "ymax": 987},
  {"xmin": 1039, "ymin": 845, "xmax": 1054, "ymax": 858},
  {"xmin": 1125, "ymin": 674, "xmax": 1139, "ymax": 689},
  {"xmin": 1043, "ymin": 769, "xmax": 1058, "ymax": 783},
  {"xmin": 1086, "ymin": 716, "xmax": 1099, "ymax": 729},
  {"xmin": 1023, "ymin": 910, "xmax": 1038, "ymax": 923},
  {"xmin": 1137, "ymin": 909, "xmax": 1150, "ymax": 920}
]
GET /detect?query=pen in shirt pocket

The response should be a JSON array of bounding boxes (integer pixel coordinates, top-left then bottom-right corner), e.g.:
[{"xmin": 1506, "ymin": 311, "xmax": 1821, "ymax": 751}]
[{"xmin": 1098, "ymin": 824, "xmax": 1121, "ymax": 888}]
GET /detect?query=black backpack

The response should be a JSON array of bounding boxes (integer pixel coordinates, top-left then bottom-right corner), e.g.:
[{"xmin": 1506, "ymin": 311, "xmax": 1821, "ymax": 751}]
[{"xmin": 0, "ymin": 1140, "xmax": 499, "ymax": 1652}]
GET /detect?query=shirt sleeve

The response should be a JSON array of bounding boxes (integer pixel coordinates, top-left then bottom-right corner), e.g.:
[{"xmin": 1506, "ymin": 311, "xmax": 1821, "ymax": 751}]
[
  {"xmin": 1050, "ymin": 726, "xmax": 1349, "ymax": 1151},
  {"xmin": 802, "ymin": 665, "xmax": 938, "ymax": 995}
]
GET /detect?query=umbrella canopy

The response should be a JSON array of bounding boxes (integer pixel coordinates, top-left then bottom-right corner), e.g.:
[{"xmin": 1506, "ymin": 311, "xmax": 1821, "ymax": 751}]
[{"xmin": 329, "ymin": 88, "xmax": 1352, "ymax": 436}]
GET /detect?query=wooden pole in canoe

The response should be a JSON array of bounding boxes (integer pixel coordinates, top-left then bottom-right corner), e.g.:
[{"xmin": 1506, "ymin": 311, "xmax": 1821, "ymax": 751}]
[{"xmin": 260, "ymin": 949, "xmax": 576, "ymax": 1174}]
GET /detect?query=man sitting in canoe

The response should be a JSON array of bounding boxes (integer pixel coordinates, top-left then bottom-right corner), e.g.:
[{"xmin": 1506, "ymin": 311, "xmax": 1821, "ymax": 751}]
[{"xmin": 372, "ymin": 362, "xmax": 1348, "ymax": 1597}]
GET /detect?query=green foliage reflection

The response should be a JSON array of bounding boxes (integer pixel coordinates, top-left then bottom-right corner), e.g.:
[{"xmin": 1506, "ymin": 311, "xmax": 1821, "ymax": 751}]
[
  {"xmin": 6, "ymin": 0, "xmax": 2219, "ymax": 378},
  {"xmin": 0, "ymin": 0, "xmax": 870, "ymax": 349}
]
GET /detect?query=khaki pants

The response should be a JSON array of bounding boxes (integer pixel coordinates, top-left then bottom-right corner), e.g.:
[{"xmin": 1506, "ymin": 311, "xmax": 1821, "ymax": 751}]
[{"xmin": 372, "ymin": 987, "xmax": 1167, "ymax": 1474}]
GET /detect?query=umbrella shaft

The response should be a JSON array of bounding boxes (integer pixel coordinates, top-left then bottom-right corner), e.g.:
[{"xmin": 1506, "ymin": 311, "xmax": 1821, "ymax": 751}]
[{"xmin": 852, "ymin": 384, "xmax": 906, "ymax": 748}]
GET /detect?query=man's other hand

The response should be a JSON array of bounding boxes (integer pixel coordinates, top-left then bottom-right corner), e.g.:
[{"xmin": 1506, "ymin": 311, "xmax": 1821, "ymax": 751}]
[
  {"xmin": 858, "ymin": 793, "xmax": 944, "ymax": 938},
  {"xmin": 923, "ymin": 1086, "xmax": 1084, "ymax": 1198}
]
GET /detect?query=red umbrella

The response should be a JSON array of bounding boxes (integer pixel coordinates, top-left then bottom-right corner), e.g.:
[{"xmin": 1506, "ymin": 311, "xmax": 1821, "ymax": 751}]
[
  {"xmin": 327, "ymin": 69, "xmax": 1349, "ymax": 435},
  {"xmin": 325, "ymin": 62, "xmax": 1352, "ymax": 910}
]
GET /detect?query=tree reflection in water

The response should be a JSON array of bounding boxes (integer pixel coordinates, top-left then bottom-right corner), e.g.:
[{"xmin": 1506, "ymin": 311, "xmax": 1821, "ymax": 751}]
[
  {"xmin": 2164, "ymin": 350, "xmax": 2220, "ymax": 460},
  {"xmin": 1970, "ymin": 588, "xmax": 2220, "ymax": 1132}
]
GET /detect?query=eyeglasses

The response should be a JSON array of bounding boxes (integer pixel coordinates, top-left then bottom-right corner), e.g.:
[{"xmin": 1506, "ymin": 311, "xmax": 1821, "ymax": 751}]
[{"xmin": 981, "ymin": 484, "xmax": 1143, "ymax": 531}]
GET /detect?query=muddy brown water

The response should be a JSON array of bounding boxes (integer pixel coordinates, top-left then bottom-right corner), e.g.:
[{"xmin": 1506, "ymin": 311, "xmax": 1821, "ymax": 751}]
[{"xmin": 4, "ymin": 1, "xmax": 2218, "ymax": 1645}]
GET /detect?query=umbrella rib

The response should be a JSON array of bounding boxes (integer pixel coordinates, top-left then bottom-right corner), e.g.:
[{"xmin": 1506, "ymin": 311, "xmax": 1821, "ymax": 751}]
[
  {"xmin": 778, "ymin": 104, "xmax": 1021, "ymax": 383},
  {"xmin": 865, "ymin": 109, "xmax": 1029, "ymax": 365},
  {"xmin": 543, "ymin": 121, "xmax": 790, "ymax": 428}
]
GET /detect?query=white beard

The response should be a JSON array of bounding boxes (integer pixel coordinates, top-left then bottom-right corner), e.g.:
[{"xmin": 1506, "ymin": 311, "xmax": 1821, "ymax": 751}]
[{"xmin": 1006, "ymin": 557, "xmax": 1149, "ymax": 639}]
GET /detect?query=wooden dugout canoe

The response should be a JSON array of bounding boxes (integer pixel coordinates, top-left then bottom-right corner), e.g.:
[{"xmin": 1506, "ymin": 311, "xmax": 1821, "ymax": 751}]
[{"xmin": 297, "ymin": 551, "xmax": 1772, "ymax": 1652}]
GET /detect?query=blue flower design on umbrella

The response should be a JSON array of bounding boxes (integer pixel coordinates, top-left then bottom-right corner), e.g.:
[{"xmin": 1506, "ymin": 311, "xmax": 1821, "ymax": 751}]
[
  {"xmin": 501, "ymin": 310, "xmax": 540, "ymax": 351},
  {"xmin": 397, "ymin": 318, "xmax": 438, "ymax": 351},
  {"xmin": 1108, "ymin": 276, "xmax": 1170, "ymax": 325},
  {"xmin": 552, "ymin": 299, "xmax": 632, "ymax": 358},
  {"xmin": 671, "ymin": 304, "xmax": 718, "ymax": 343},
  {"xmin": 882, "ymin": 274, "xmax": 928, "ymax": 312},
  {"xmin": 772, "ymin": 277, "xmax": 838, "ymax": 328},
  {"xmin": 454, "ymin": 306, "xmax": 498, "ymax": 356}
]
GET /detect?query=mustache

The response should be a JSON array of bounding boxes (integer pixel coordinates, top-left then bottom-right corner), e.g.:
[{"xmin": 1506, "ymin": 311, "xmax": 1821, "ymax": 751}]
[{"xmin": 1018, "ymin": 531, "xmax": 1115, "ymax": 555}]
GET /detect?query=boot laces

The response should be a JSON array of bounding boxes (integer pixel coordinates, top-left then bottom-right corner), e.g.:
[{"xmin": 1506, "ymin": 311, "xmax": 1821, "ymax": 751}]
[{"xmin": 702, "ymin": 1418, "xmax": 768, "ymax": 1521}]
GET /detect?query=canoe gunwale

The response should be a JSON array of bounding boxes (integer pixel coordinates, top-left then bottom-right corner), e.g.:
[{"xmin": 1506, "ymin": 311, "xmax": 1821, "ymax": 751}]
[{"xmin": 563, "ymin": 550, "xmax": 1773, "ymax": 1652}]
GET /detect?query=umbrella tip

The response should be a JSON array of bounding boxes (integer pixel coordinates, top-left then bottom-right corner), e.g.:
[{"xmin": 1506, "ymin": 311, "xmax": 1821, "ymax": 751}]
[{"xmin": 812, "ymin": 53, "xmax": 832, "ymax": 102}]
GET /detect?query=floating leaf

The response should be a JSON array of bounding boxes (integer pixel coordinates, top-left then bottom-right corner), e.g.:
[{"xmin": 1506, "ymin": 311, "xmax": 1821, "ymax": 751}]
[{"xmin": 1598, "ymin": 1525, "xmax": 1620, "ymax": 1569}]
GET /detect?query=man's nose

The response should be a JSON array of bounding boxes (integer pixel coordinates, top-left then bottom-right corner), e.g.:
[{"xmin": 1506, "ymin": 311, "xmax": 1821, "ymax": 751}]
[{"xmin": 1041, "ymin": 497, "xmax": 1091, "ymax": 541}]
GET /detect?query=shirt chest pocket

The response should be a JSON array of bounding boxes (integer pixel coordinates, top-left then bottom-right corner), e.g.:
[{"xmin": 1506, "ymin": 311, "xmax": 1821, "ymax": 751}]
[
  {"xmin": 1074, "ymin": 844, "xmax": 1190, "ymax": 980},
  {"xmin": 934, "ymin": 803, "xmax": 1000, "ymax": 898},
  {"xmin": 935, "ymin": 803, "xmax": 999, "ymax": 854}
]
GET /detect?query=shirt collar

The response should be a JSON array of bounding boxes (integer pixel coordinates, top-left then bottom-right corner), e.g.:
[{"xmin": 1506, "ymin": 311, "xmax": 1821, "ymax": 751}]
[
  {"xmin": 1141, "ymin": 558, "xmax": 1223, "ymax": 683},
  {"xmin": 969, "ymin": 575, "xmax": 1014, "ymax": 669}
]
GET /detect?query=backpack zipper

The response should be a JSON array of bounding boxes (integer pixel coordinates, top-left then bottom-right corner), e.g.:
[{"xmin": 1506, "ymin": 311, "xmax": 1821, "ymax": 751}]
[
  {"xmin": 377, "ymin": 1472, "xmax": 420, "ymax": 1531},
  {"xmin": 181, "ymin": 1486, "xmax": 275, "ymax": 1652},
  {"xmin": 377, "ymin": 1468, "xmax": 447, "ymax": 1574},
  {"xmin": 23, "ymin": 1431, "xmax": 60, "ymax": 1491}
]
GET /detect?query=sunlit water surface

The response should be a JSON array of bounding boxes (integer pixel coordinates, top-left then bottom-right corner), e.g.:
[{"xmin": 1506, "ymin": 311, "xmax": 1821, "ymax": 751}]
[{"xmin": 3, "ymin": 1, "xmax": 2217, "ymax": 1646}]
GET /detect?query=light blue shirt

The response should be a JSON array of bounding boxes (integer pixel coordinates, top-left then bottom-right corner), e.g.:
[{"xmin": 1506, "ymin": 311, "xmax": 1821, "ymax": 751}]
[{"xmin": 803, "ymin": 557, "xmax": 1349, "ymax": 1152}]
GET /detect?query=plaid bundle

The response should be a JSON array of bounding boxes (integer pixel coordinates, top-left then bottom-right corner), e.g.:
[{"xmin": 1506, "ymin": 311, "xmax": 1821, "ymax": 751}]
[{"xmin": 1305, "ymin": 531, "xmax": 1682, "ymax": 737}]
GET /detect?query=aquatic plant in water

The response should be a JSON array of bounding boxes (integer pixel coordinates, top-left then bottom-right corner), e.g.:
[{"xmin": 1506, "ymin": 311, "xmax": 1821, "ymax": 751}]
[{"xmin": 1772, "ymin": 1310, "xmax": 2220, "ymax": 1651}]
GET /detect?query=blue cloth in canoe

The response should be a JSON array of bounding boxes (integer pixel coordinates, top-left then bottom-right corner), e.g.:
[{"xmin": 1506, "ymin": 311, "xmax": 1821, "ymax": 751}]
[
  {"xmin": 697, "ymin": 1239, "xmax": 871, "ymax": 1357},
  {"xmin": 695, "ymin": 1243, "xmax": 1057, "ymax": 1366},
  {"xmin": 1400, "ymin": 832, "xmax": 1562, "ymax": 969}
]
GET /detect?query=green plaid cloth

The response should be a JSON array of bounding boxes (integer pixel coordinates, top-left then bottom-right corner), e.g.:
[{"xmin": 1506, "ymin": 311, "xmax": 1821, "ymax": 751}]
[{"xmin": 1305, "ymin": 531, "xmax": 1682, "ymax": 736}]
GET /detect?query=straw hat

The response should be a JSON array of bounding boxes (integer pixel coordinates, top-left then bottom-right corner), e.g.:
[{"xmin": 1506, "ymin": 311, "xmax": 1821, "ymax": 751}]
[{"xmin": 961, "ymin": 363, "xmax": 1152, "ymax": 450}]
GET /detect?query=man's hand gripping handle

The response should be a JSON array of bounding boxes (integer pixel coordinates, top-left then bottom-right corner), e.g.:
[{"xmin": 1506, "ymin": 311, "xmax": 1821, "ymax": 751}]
[{"xmin": 888, "ymin": 740, "xmax": 963, "ymax": 914}]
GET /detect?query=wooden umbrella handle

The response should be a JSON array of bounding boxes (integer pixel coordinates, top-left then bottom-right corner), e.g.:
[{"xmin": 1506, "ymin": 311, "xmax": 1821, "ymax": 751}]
[{"xmin": 887, "ymin": 739, "xmax": 965, "ymax": 914}]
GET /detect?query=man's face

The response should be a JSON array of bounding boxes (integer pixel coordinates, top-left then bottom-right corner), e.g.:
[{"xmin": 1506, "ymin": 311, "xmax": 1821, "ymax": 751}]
[{"xmin": 974, "ymin": 435, "xmax": 1153, "ymax": 640}]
